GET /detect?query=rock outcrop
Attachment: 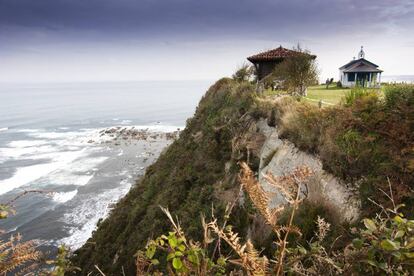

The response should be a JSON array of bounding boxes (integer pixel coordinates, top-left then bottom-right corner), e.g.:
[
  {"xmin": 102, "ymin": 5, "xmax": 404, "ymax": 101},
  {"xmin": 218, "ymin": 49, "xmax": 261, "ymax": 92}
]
[{"xmin": 256, "ymin": 119, "xmax": 360, "ymax": 222}]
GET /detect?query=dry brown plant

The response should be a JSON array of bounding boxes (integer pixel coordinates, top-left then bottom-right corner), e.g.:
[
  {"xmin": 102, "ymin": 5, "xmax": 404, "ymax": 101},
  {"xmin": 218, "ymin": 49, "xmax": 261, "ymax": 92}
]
[
  {"xmin": 209, "ymin": 162, "xmax": 312, "ymax": 275},
  {"xmin": 244, "ymin": 162, "xmax": 312, "ymax": 274},
  {"xmin": 0, "ymin": 190, "xmax": 52, "ymax": 275},
  {"xmin": 208, "ymin": 220, "xmax": 268, "ymax": 276},
  {"xmin": 0, "ymin": 234, "xmax": 42, "ymax": 275}
]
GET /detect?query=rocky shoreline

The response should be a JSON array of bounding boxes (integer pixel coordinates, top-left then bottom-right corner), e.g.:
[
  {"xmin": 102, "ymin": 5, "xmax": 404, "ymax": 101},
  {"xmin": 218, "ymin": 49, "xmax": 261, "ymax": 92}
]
[{"xmin": 86, "ymin": 126, "xmax": 181, "ymax": 145}]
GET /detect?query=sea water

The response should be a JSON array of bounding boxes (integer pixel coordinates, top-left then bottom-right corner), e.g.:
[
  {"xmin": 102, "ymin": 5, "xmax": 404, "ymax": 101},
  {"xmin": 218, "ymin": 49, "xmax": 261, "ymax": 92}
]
[
  {"xmin": 382, "ymin": 75, "xmax": 414, "ymax": 83},
  {"xmin": 0, "ymin": 80, "xmax": 209, "ymax": 249}
]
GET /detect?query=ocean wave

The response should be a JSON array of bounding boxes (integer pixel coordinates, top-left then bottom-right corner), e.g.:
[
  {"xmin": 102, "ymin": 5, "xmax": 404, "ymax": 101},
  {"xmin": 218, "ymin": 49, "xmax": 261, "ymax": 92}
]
[
  {"xmin": 57, "ymin": 178, "xmax": 132, "ymax": 249},
  {"xmin": 0, "ymin": 127, "xmax": 8, "ymax": 132},
  {"xmin": 15, "ymin": 128, "xmax": 43, "ymax": 133},
  {"xmin": 120, "ymin": 119, "xmax": 132, "ymax": 125},
  {"xmin": 0, "ymin": 123, "xmax": 172, "ymax": 196},
  {"xmin": 43, "ymin": 156, "xmax": 108, "ymax": 186},
  {"xmin": 46, "ymin": 173, "xmax": 95, "ymax": 187},
  {"xmin": 52, "ymin": 190, "xmax": 78, "ymax": 203},
  {"xmin": 0, "ymin": 149, "xmax": 90, "ymax": 195},
  {"xmin": 8, "ymin": 139, "xmax": 49, "ymax": 148},
  {"xmin": 28, "ymin": 130, "xmax": 94, "ymax": 140},
  {"xmin": 0, "ymin": 144, "xmax": 57, "ymax": 159}
]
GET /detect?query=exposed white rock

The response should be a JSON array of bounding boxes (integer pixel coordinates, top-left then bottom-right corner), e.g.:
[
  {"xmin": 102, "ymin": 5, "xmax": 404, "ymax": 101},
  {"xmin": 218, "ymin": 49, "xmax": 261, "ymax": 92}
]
[{"xmin": 256, "ymin": 119, "xmax": 360, "ymax": 222}]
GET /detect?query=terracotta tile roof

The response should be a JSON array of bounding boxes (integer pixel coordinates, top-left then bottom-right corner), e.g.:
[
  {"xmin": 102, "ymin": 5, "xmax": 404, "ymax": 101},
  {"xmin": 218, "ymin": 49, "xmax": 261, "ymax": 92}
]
[{"xmin": 247, "ymin": 46, "xmax": 316, "ymax": 62}]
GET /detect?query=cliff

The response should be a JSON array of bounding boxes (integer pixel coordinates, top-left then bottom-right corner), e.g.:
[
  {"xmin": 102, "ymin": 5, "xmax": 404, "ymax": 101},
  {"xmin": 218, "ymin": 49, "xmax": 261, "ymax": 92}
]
[
  {"xmin": 72, "ymin": 79, "xmax": 260, "ymax": 274},
  {"xmin": 72, "ymin": 80, "xmax": 414, "ymax": 275}
]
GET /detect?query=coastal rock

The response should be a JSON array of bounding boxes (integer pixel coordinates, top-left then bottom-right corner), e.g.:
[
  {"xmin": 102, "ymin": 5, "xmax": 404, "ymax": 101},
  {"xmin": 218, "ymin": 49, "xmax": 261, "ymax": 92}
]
[
  {"xmin": 256, "ymin": 119, "xmax": 360, "ymax": 222},
  {"xmin": 92, "ymin": 126, "xmax": 181, "ymax": 146}
]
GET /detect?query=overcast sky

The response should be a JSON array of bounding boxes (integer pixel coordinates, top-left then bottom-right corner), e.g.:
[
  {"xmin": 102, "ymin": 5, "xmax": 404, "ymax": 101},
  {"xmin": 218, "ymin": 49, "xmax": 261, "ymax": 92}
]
[{"xmin": 0, "ymin": 0, "xmax": 413, "ymax": 82}]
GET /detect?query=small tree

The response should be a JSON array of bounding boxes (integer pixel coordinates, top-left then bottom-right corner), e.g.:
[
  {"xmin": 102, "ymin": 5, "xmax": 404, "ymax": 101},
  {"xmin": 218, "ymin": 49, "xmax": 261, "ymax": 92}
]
[
  {"xmin": 273, "ymin": 45, "xmax": 318, "ymax": 96},
  {"xmin": 232, "ymin": 63, "xmax": 254, "ymax": 83}
]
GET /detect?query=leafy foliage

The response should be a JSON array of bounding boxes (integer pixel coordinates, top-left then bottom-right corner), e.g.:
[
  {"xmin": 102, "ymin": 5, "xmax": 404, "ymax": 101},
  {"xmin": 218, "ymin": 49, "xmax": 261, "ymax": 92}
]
[
  {"xmin": 136, "ymin": 207, "xmax": 227, "ymax": 275},
  {"xmin": 343, "ymin": 87, "xmax": 378, "ymax": 106},
  {"xmin": 272, "ymin": 45, "xmax": 319, "ymax": 96},
  {"xmin": 232, "ymin": 63, "xmax": 255, "ymax": 83},
  {"xmin": 47, "ymin": 246, "xmax": 81, "ymax": 276}
]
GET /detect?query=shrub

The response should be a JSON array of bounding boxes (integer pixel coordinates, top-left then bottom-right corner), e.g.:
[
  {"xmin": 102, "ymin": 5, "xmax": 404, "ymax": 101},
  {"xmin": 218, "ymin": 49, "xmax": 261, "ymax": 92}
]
[
  {"xmin": 384, "ymin": 84, "xmax": 414, "ymax": 108},
  {"xmin": 343, "ymin": 87, "xmax": 377, "ymax": 107},
  {"xmin": 232, "ymin": 63, "xmax": 254, "ymax": 83},
  {"xmin": 273, "ymin": 45, "xmax": 318, "ymax": 96},
  {"xmin": 278, "ymin": 102, "xmax": 323, "ymax": 152}
]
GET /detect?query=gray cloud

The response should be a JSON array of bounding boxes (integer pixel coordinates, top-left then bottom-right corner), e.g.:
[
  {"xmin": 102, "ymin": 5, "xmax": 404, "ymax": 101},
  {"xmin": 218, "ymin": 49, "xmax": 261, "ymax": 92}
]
[
  {"xmin": 1, "ymin": 0, "xmax": 413, "ymax": 41},
  {"xmin": 0, "ymin": 0, "xmax": 413, "ymax": 82}
]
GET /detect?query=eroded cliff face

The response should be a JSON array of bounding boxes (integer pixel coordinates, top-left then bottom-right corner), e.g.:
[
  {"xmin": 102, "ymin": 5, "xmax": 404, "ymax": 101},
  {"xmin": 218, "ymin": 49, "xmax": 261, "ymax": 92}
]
[{"xmin": 256, "ymin": 118, "xmax": 360, "ymax": 222}]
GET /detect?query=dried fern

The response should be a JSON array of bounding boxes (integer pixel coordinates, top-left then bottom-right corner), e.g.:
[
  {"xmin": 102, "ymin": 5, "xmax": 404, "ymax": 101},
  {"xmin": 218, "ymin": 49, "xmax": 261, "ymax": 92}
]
[
  {"xmin": 0, "ymin": 234, "xmax": 42, "ymax": 275},
  {"xmin": 208, "ymin": 220, "xmax": 268, "ymax": 276},
  {"xmin": 239, "ymin": 162, "xmax": 313, "ymax": 275}
]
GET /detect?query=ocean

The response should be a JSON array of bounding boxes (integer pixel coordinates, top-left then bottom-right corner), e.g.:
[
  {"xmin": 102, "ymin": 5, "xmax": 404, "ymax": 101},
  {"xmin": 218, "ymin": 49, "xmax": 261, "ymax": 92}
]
[
  {"xmin": 0, "ymin": 80, "xmax": 210, "ymax": 250},
  {"xmin": 382, "ymin": 75, "xmax": 414, "ymax": 83}
]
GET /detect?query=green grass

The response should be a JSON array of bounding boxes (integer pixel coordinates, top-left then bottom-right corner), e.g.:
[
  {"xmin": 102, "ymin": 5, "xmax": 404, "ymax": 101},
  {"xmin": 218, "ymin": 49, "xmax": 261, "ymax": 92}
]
[
  {"xmin": 264, "ymin": 84, "xmax": 384, "ymax": 106},
  {"xmin": 305, "ymin": 85, "xmax": 349, "ymax": 105},
  {"xmin": 263, "ymin": 85, "xmax": 348, "ymax": 106}
]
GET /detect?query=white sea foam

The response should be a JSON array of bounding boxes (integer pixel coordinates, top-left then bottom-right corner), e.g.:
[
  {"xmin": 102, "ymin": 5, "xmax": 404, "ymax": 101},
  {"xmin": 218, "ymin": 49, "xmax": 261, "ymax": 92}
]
[
  {"xmin": 47, "ymin": 174, "xmax": 95, "ymax": 187},
  {"xmin": 120, "ymin": 119, "xmax": 132, "ymax": 125},
  {"xmin": 8, "ymin": 139, "xmax": 49, "ymax": 148},
  {"xmin": 0, "ymin": 127, "xmax": 8, "ymax": 132},
  {"xmin": 0, "ymin": 163, "xmax": 63, "ymax": 195},
  {"xmin": 0, "ymin": 145, "xmax": 57, "ymax": 159},
  {"xmin": 53, "ymin": 190, "xmax": 78, "ymax": 203},
  {"xmin": 71, "ymin": 156, "xmax": 108, "ymax": 171},
  {"xmin": 15, "ymin": 129, "xmax": 42, "ymax": 133},
  {"xmin": 0, "ymin": 150, "xmax": 89, "ymax": 195},
  {"xmin": 28, "ymin": 130, "xmax": 93, "ymax": 140},
  {"xmin": 44, "ymin": 156, "xmax": 108, "ymax": 186},
  {"xmin": 58, "ymin": 179, "xmax": 132, "ymax": 249}
]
